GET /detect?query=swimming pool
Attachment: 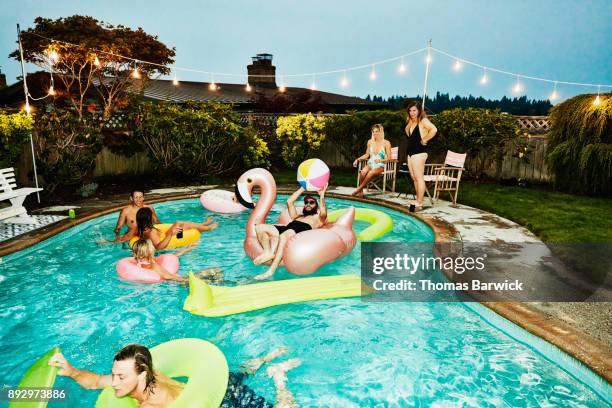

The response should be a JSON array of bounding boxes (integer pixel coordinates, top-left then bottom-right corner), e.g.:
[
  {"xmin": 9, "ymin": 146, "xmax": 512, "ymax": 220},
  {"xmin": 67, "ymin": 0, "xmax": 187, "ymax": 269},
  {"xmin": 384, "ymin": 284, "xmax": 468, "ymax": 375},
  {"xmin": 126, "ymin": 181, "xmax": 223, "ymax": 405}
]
[{"xmin": 0, "ymin": 197, "xmax": 609, "ymax": 407}]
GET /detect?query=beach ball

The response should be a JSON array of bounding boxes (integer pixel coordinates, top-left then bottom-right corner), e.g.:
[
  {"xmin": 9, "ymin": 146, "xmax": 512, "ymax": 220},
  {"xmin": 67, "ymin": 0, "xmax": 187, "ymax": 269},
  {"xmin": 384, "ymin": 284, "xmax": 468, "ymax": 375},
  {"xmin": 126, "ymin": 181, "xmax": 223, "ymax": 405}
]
[{"xmin": 297, "ymin": 158, "xmax": 330, "ymax": 191}]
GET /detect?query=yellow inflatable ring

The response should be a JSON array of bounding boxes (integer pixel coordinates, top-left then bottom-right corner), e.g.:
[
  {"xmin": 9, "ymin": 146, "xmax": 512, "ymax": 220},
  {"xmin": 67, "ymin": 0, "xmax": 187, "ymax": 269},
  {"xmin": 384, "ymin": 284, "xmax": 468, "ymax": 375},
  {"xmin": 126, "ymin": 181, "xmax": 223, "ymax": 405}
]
[
  {"xmin": 95, "ymin": 338, "xmax": 228, "ymax": 408},
  {"xmin": 327, "ymin": 208, "xmax": 393, "ymax": 241},
  {"xmin": 129, "ymin": 224, "xmax": 200, "ymax": 249}
]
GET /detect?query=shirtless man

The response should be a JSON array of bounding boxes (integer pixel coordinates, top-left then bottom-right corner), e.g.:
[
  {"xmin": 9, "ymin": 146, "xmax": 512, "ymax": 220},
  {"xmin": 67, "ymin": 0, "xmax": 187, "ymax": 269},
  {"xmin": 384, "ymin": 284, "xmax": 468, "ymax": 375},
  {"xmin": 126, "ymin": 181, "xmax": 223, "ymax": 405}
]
[
  {"xmin": 49, "ymin": 344, "xmax": 301, "ymax": 408},
  {"xmin": 253, "ymin": 185, "xmax": 327, "ymax": 280},
  {"xmin": 110, "ymin": 190, "xmax": 161, "ymax": 243},
  {"xmin": 49, "ymin": 344, "xmax": 181, "ymax": 408}
]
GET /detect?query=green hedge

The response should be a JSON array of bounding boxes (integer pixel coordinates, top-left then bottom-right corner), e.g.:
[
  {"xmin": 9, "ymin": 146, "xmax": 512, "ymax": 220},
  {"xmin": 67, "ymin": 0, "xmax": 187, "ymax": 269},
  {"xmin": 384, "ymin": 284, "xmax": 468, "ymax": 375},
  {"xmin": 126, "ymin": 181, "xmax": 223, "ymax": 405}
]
[
  {"xmin": 547, "ymin": 93, "xmax": 611, "ymax": 196},
  {"xmin": 0, "ymin": 111, "xmax": 33, "ymax": 169},
  {"xmin": 132, "ymin": 101, "xmax": 269, "ymax": 177}
]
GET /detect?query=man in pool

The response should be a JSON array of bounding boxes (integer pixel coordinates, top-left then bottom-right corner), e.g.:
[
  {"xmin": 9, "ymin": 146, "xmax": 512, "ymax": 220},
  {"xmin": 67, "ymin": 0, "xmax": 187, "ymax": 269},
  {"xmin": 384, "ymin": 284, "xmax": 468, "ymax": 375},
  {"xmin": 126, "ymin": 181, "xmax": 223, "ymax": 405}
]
[
  {"xmin": 49, "ymin": 344, "xmax": 300, "ymax": 408},
  {"xmin": 104, "ymin": 189, "xmax": 161, "ymax": 244},
  {"xmin": 252, "ymin": 184, "xmax": 327, "ymax": 280}
]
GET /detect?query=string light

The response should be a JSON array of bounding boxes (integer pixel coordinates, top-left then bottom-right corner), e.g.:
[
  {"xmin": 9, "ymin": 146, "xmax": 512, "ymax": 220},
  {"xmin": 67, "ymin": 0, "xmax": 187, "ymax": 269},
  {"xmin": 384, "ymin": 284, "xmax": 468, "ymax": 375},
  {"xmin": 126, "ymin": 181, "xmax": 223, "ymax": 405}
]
[
  {"xmin": 340, "ymin": 71, "xmax": 349, "ymax": 88},
  {"xmin": 310, "ymin": 74, "xmax": 317, "ymax": 91},
  {"xmin": 24, "ymin": 102, "xmax": 31, "ymax": 114},
  {"xmin": 369, "ymin": 65, "xmax": 377, "ymax": 81},
  {"xmin": 93, "ymin": 56, "xmax": 100, "ymax": 66},
  {"xmin": 453, "ymin": 59, "xmax": 462, "ymax": 71},
  {"xmin": 245, "ymin": 82, "xmax": 252, "ymax": 92},
  {"xmin": 397, "ymin": 57, "xmax": 407, "ymax": 74},
  {"xmin": 513, "ymin": 75, "xmax": 523, "ymax": 94},
  {"xmin": 172, "ymin": 74, "xmax": 179, "ymax": 86},
  {"xmin": 48, "ymin": 85, "xmax": 55, "ymax": 96},
  {"xmin": 131, "ymin": 62, "xmax": 141, "ymax": 79},
  {"xmin": 47, "ymin": 49, "xmax": 59, "ymax": 64},
  {"xmin": 549, "ymin": 81, "xmax": 559, "ymax": 101},
  {"xmin": 480, "ymin": 67, "xmax": 488, "ymax": 84},
  {"xmin": 279, "ymin": 76, "xmax": 286, "ymax": 92},
  {"xmin": 593, "ymin": 85, "xmax": 601, "ymax": 105},
  {"xmin": 425, "ymin": 51, "xmax": 432, "ymax": 64},
  {"xmin": 209, "ymin": 82, "xmax": 217, "ymax": 91}
]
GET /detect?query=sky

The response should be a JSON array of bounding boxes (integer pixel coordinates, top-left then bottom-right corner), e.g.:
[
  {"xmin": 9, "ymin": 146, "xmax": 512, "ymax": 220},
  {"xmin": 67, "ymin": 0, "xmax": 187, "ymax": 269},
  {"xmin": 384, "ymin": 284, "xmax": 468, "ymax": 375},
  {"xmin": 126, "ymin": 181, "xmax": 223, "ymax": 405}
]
[{"xmin": 1, "ymin": 0, "xmax": 611, "ymax": 104}]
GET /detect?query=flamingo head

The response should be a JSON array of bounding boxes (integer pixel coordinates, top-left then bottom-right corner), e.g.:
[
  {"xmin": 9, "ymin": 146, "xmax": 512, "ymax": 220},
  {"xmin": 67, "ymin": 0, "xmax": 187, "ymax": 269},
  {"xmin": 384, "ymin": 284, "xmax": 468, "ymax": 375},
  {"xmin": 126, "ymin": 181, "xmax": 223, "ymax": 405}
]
[{"xmin": 235, "ymin": 168, "xmax": 276, "ymax": 209}]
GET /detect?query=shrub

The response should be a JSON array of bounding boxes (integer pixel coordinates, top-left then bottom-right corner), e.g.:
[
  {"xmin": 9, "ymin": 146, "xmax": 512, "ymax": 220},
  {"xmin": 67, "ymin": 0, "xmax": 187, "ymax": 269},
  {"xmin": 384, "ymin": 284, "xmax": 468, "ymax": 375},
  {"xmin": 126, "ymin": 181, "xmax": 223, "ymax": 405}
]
[
  {"xmin": 33, "ymin": 110, "xmax": 104, "ymax": 192},
  {"xmin": 547, "ymin": 93, "xmax": 611, "ymax": 196},
  {"xmin": 324, "ymin": 110, "xmax": 405, "ymax": 167},
  {"xmin": 0, "ymin": 111, "xmax": 33, "ymax": 168},
  {"xmin": 132, "ymin": 101, "xmax": 269, "ymax": 177},
  {"xmin": 276, "ymin": 113, "xmax": 327, "ymax": 167},
  {"xmin": 429, "ymin": 108, "xmax": 520, "ymax": 178}
]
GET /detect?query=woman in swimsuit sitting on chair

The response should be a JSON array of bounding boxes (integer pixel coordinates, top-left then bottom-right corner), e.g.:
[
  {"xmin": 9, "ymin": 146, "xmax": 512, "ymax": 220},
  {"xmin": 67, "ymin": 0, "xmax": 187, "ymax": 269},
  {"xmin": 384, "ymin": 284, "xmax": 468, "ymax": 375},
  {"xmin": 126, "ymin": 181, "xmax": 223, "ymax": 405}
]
[
  {"xmin": 253, "ymin": 185, "xmax": 328, "ymax": 280},
  {"xmin": 352, "ymin": 124, "xmax": 392, "ymax": 197}
]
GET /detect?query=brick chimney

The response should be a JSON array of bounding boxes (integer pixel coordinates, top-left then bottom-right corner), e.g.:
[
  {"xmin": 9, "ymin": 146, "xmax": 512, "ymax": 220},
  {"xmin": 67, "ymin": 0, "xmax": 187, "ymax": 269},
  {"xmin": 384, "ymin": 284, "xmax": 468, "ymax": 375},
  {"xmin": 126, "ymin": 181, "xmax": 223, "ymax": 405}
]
[
  {"xmin": 247, "ymin": 53, "xmax": 276, "ymax": 88},
  {"xmin": 0, "ymin": 67, "xmax": 6, "ymax": 89}
]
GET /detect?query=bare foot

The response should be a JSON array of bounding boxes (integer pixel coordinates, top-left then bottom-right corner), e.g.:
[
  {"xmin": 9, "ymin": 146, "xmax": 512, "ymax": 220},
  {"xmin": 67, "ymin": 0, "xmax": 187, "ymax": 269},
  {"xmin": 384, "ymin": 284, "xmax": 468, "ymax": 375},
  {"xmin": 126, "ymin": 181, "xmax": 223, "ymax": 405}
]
[
  {"xmin": 253, "ymin": 252, "xmax": 274, "ymax": 265},
  {"xmin": 266, "ymin": 358, "xmax": 302, "ymax": 381},
  {"xmin": 254, "ymin": 269, "xmax": 274, "ymax": 280},
  {"xmin": 203, "ymin": 216, "xmax": 213, "ymax": 225},
  {"xmin": 351, "ymin": 189, "xmax": 361, "ymax": 196},
  {"xmin": 205, "ymin": 221, "xmax": 219, "ymax": 231},
  {"xmin": 241, "ymin": 347, "xmax": 289, "ymax": 374}
]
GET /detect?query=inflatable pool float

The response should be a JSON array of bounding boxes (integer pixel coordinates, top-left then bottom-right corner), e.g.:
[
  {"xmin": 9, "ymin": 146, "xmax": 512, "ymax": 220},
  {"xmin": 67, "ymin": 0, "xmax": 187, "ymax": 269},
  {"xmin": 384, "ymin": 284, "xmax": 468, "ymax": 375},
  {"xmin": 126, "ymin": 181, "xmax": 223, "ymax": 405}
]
[
  {"xmin": 9, "ymin": 347, "xmax": 59, "ymax": 408},
  {"xmin": 183, "ymin": 272, "xmax": 363, "ymax": 317},
  {"xmin": 200, "ymin": 189, "xmax": 247, "ymax": 214},
  {"xmin": 328, "ymin": 208, "xmax": 393, "ymax": 241},
  {"xmin": 96, "ymin": 338, "xmax": 228, "ymax": 408},
  {"xmin": 279, "ymin": 207, "xmax": 393, "ymax": 242},
  {"xmin": 116, "ymin": 254, "xmax": 180, "ymax": 283},
  {"xmin": 129, "ymin": 224, "xmax": 200, "ymax": 249},
  {"xmin": 235, "ymin": 168, "xmax": 357, "ymax": 276}
]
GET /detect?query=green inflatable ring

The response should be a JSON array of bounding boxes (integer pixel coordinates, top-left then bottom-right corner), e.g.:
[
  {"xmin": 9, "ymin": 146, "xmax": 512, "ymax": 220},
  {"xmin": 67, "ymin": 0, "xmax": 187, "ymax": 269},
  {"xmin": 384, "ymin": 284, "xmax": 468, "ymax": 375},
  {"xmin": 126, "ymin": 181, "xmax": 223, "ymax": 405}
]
[
  {"xmin": 95, "ymin": 338, "xmax": 228, "ymax": 408},
  {"xmin": 9, "ymin": 347, "xmax": 59, "ymax": 408},
  {"xmin": 327, "ymin": 208, "xmax": 393, "ymax": 241}
]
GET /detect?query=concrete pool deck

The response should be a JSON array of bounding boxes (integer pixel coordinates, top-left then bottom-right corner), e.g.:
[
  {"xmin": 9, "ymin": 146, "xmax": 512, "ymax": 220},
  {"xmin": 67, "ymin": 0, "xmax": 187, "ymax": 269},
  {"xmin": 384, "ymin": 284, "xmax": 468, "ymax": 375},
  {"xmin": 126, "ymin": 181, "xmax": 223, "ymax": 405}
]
[{"xmin": 0, "ymin": 184, "xmax": 610, "ymax": 382}]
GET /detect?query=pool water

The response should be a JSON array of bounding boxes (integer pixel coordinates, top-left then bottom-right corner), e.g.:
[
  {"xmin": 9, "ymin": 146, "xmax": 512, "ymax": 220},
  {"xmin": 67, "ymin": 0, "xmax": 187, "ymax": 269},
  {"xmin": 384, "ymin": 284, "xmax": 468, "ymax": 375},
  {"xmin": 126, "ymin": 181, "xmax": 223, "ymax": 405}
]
[{"xmin": 0, "ymin": 197, "xmax": 608, "ymax": 407}]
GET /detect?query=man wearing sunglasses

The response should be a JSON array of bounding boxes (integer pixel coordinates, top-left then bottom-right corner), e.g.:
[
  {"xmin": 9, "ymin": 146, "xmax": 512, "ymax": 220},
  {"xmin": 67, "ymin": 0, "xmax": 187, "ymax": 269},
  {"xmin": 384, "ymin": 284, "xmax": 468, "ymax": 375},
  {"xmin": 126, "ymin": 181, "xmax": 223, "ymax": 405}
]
[{"xmin": 253, "ymin": 184, "xmax": 328, "ymax": 280}]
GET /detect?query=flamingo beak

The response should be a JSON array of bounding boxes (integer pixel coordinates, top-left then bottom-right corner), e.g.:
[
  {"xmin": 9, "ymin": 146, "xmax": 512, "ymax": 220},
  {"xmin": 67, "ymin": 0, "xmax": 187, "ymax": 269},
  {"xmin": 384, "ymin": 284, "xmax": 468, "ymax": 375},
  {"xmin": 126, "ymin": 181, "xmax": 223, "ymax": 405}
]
[{"xmin": 235, "ymin": 183, "xmax": 254, "ymax": 209}]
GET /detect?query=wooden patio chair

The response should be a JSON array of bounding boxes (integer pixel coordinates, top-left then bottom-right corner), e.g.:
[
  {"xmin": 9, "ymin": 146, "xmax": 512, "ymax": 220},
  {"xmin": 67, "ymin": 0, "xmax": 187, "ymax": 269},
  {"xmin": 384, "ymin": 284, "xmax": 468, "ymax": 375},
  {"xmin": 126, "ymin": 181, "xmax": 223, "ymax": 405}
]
[
  {"xmin": 423, "ymin": 151, "xmax": 467, "ymax": 206},
  {"xmin": 356, "ymin": 147, "xmax": 398, "ymax": 195},
  {"xmin": 0, "ymin": 167, "xmax": 43, "ymax": 224}
]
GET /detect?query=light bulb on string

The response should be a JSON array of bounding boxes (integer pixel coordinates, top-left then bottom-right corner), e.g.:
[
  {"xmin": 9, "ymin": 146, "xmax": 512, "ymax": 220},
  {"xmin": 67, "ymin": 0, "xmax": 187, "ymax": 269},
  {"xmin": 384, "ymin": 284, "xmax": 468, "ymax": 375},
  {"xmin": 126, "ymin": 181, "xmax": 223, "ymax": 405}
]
[
  {"xmin": 480, "ymin": 67, "xmax": 488, "ymax": 85},
  {"xmin": 279, "ymin": 76, "xmax": 286, "ymax": 92},
  {"xmin": 397, "ymin": 58, "xmax": 407, "ymax": 74},
  {"xmin": 549, "ymin": 81, "xmax": 559, "ymax": 101},
  {"xmin": 209, "ymin": 82, "xmax": 217, "ymax": 91},
  {"xmin": 24, "ymin": 102, "xmax": 31, "ymax": 115},
  {"xmin": 513, "ymin": 75, "xmax": 523, "ymax": 94},
  {"xmin": 310, "ymin": 75, "xmax": 317, "ymax": 91},
  {"xmin": 131, "ymin": 62, "xmax": 141, "ymax": 79},
  {"xmin": 593, "ymin": 85, "xmax": 601, "ymax": 105},
  {"xmin": 245, "ymin": 82, "xmax": 252, "ymax": 92},
  {"xmin": 340, "ymin": 71, "xmax": 349, "ymax": 88},
  {"xmin": 93, "ymin": 56, "xmax": 100, "ymax": 67},
  {"xmin": 48, "ymin": 49, "xmax": 59, "ymax": 65},
  {"xmin": 369, "ymin": 65, "xmax": 377, "ymax": 81},
  {"xmin": 172, "ymin": 74, "xmax": 179, "ymax": 86},
  {"xmin": 425, "ymin": 51, "xmax": 432, "ymax": 64},
  {"xmin": 48, "ymin": 85, "xmax": 55, "ymax": 96},
  {"xmin": 453, "ymin": 59, "xmax": 462, "ymax": 71}
]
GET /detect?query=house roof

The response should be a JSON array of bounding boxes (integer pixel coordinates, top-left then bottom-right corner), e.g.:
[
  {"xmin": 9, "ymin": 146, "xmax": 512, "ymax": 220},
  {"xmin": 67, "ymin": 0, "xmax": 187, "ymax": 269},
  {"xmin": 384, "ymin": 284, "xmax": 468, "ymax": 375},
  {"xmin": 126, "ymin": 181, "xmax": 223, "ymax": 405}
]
[{"xmin": 139, "ymin": 78, "xmax": 386, "ymax": 108}]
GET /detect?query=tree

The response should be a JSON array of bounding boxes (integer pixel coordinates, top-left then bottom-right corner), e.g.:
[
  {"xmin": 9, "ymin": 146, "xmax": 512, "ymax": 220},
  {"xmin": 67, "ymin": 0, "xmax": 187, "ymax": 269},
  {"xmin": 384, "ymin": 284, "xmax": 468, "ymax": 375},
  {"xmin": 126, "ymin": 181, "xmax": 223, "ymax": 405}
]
[{"xmin": 11, "ymin": 15, "xmax": 175, "ymax": 121}]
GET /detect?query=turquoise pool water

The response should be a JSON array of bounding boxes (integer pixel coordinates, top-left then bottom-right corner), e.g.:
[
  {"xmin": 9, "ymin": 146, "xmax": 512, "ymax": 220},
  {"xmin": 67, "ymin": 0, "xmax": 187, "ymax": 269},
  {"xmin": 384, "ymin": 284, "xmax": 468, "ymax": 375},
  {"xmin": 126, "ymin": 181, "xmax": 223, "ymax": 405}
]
[{"xmin": 0, "ymin": 197, "xmax": 609, "ymax": 407}]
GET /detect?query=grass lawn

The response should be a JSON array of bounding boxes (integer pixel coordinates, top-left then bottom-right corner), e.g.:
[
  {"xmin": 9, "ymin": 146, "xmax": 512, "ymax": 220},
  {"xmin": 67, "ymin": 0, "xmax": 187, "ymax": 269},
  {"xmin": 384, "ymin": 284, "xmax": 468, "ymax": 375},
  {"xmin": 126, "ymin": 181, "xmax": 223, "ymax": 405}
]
[{"xmin": 274, "ymin": 168, "xmax": 612, "ymax": 244}]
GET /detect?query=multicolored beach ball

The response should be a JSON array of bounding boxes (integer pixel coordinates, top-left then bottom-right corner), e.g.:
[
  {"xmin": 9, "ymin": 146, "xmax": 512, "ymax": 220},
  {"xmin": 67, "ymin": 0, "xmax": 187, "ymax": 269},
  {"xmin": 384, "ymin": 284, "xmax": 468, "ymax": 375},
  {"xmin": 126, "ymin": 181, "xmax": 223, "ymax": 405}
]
[{"xmin": 297, "ymin": 158, "xmax": 330, "ymax": 191}]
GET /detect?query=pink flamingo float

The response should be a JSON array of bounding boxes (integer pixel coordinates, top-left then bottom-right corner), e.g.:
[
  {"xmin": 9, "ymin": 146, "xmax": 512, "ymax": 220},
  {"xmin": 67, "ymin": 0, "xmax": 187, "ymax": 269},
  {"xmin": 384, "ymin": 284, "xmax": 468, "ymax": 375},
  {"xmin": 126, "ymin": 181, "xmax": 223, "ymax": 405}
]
[{"xmin": 235, "ymin": 168, "xmax": 357, "ymax": 275}]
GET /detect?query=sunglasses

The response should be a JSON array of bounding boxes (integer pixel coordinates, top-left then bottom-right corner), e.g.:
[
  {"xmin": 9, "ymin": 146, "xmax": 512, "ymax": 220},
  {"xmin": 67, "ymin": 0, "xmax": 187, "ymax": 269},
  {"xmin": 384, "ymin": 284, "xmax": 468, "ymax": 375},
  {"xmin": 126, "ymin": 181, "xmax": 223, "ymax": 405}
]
[{"xmin": 304, "ymin": 200, "xmax": 316, "ymax": 205}]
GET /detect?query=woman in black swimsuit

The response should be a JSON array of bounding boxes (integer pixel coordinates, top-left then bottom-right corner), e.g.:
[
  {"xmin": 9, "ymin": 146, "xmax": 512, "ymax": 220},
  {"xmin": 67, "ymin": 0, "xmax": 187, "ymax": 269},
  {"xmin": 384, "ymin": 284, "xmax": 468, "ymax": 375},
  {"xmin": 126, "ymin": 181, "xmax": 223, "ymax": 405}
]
[{"xmin": 405, "ymin": 101, "xmax": 437, "ymax": 210}]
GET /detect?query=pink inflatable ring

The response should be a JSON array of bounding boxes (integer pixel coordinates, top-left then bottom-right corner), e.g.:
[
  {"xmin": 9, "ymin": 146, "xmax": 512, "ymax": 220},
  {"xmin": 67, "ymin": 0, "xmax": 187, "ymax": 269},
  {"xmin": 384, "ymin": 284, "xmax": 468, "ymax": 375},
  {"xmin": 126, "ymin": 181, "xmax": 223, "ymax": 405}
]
[{"xmin": 116, "ymin": 254, "xmax": 180, "ymax": 283}]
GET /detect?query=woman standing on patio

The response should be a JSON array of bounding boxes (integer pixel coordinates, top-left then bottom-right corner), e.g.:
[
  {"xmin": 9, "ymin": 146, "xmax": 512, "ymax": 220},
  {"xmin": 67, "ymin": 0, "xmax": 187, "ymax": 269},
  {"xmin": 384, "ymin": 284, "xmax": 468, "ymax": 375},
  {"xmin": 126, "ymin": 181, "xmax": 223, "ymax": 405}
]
[
  {"xmin": 405, "ymin": 101, "xmax": 437, "ymax": 210},
  {"xmin": 352, "ymin": 124, "xmax": 392, "ymax": 197}
]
